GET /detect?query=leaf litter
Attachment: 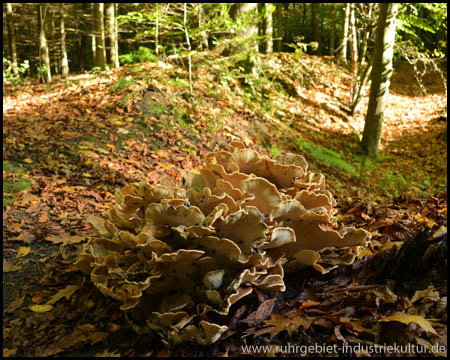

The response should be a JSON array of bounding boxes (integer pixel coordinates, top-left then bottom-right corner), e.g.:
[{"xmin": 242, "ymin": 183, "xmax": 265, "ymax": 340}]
[{"xmin": 3, "ymin": 52, "xmax": 446, "ymax": 356}]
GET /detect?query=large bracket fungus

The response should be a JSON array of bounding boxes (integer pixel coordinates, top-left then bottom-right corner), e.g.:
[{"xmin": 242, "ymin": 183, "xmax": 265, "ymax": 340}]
[{"xmin": 75, "ymin": 142, "xmax": 370, "ymax": 346}]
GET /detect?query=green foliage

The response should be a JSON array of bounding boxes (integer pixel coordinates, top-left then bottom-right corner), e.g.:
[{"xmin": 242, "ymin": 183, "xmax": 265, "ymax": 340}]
[
  {"xmin": 286, "ymin": 36, "xmax": 319, "ymax": 59},
  {"xmin": 3, "ymin": 161, "xmax": 33, "ymax": 205},
  {"xmin": 269, "ymin": 145, "xmax": 282, "ymax": 158},
  {"xmin": 110, "ymin": 77, "xmax": 133, "ymax": 94},
  {"xmin": 3, "ymin": 58, "xmax": 30, "ymax": 85},
  {"xmin": 88, "ymin": 66, "xmax": 103, "ymax": 75},
  {"xmin": 396, "ymin": 3, "xmax": 447, "ymax": 57},
  {"xmin": 119, "ymin": 47, "xmax": 158, "ymax": 65},
  {"xmin": 295, "ymin": 139, "xmax": 356, "ymax": 175}
]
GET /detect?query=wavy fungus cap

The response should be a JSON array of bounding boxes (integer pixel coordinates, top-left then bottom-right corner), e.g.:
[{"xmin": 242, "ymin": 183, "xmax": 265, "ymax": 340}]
[{"xmin": 75, "ymin": 142, "xmax": 370, "ymax": 347}]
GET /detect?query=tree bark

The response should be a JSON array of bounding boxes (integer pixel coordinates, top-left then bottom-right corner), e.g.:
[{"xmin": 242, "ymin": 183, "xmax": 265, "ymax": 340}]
[
  {"xmin": 38, "ymin": 4, "xmax": 52, "ymax": 83},
  {"xmin": 230, "ymin": 3, "xmax": 259, "ymax": 54},
  {"xmin": 114, "ymin": 4, "xmax": 119, "ymax": 67},
  {"xmin": 105, "ymin": 3, "xmax": 117, "ymax": 68},
  {"xmin": 265, "ymin": 3, "xmax": 273, "ymax": 53},
  {"xmin": 361, "ymin": 3, "xmax": 399, "ymax": 158},
  {"xmin": 93, "ymin": 3, "xmax": 106, "ymax": 69},
  {"xmin": 59, "ymin": 4, "xmax": 69, "ymax": 78},
  {"xmin": 275, "ymin": 3, "xmax": 283, "ymax": 52},
  {"xmin": 330, "ymin": 4, "xmax": 336, "ymax": 56},
  {"xmin": 339, "ymin": 3, "xmax": 350, "ymax": 62},
  {"xmin": 349, "ymin": 3, "xmax": 358, "ymax": 64},
  {"xmin": 6, "ymin": 3, "xmax": 19, "ymax": 76},
  {"xmin": 311, "ymin": 3, "xmax": 321, "ymax": 55}
]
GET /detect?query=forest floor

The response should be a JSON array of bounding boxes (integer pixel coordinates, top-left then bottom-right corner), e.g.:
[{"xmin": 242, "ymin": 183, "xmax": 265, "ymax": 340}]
[{"xmin": 3, "ymin": 51, "xmax": 447, "ymax": 357}]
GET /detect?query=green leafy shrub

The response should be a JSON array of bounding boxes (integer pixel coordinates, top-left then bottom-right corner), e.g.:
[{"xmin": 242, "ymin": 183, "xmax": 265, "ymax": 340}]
[
  {"xmin": 119, "ymin": 46, "xmax": 158, "ymax": 65},
  {"xmin": 3, "ymin": 58, "xmax": 30, "ymax": 85}
]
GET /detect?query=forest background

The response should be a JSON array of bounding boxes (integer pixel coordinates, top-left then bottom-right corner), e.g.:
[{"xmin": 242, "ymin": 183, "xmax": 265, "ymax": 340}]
[{"xmin": 3, "ymin": 3, "xmax": 448, "ymax": 357}]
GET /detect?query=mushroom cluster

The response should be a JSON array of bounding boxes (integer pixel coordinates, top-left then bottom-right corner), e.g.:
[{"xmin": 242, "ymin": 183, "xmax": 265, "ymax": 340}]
[{"xmin": 75, "ymin": 141, "xmax": 370, "ymax": 346}]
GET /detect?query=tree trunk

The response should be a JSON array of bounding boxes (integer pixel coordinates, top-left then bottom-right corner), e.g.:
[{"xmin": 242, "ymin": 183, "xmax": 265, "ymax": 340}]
[
  {"xmin": 6, "ymin": 3, "xmax": 19, "ymax": 76},
  {"xmin": 59, "ymin": 4, "xmax": 69, "ymax": 78},
  {"xmin": 330, "ymin": 4, "xmax": 336, "ymax": 56},
  {"xmin": 275, "ymin": 3, "xmax": 283, "ymax": 52},
  {"xmin": 183, "ymin": 3, "xmax": 192, "ymax": 95},
  {"xmin": 361, "ymin": 3, "xmax": 399, "ymax": 158},
  {"xmin": 230, "ymin": 3, "xmax": 259, "ymax": 53},
  {"xmin": 38, "ymin": 4, "xmax": 52, "ymax": 83},
  {"xmin": 359, "ymin": 3, "xmax": 374, "ymax": 63},
  {"xmin": 155, "ymin": 3, "xmax": 160, "ymax": 55},
  {"xmin": 311, "ymin": 3, "xmax": 321, "ymax": 55},
  {"xmin": 105, "ymin": 3, "xmax": 117, "ymax": 68},
  {"xmin": 349, "ymin": 3, "xmax": 358, "ymax": 64},
  {"xmin": 265, "ymin": 3, "xmax": 273, "ymax": 53},
  {"xmin": 339, "ymin": 3, "xmax": 350, "ymax": 62},
  {"xmin": 114, "ymin": 4, "xmax": 119, "ymax": 67},
  {"xmin": 93, "ymin": 3, "xmax": 106, "ymax": 69}
]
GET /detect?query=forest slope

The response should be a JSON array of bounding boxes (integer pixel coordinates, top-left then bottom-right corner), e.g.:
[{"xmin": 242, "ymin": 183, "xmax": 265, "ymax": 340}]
[{"xmin": 3, "ymin": 52, "xmax": 447, "ymax": 356}]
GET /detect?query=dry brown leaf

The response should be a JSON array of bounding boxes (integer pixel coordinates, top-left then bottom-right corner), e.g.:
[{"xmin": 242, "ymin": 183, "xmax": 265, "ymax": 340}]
[
  {"xmin": 262, "ymin": 312, "xmax": 313, "ymax": 338},
  {"xmin": 46, "ymin": 285, "xmax": 79, "ymax": 305},
  {"xmin": 45, "ymin": 233, "xmax": 85, "ymax": 246},
  {"xmin": 378, "ymin": 313, "xmax": 438, "ymax": 335},
  {"xmin": 5, "ymin": 294, "xmax": 26, "ymax": 314},
  {"xmin": 38, "ymin": 212, "xmax": 49, "ymax": 223},
  {"xmin": 15, "ymin": 193, "xmax": 39, "ymax": 207},
  {"xmin": 411, "ymin": 286, "xmax": 440, "ymax": 303},
  {"xmin": 3, "ymin": 348, "xmax": 17, "ymax": 357},
  {"xmin": 3, "ymin": 259, "xmax": 22, "ymax": 272}
]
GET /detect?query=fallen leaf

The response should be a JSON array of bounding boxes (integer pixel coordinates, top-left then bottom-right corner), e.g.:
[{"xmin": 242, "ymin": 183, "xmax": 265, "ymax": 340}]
[
  {"xmin": 15, "ymin": 193, "xmax": 39, "ymax": 207},
  {"xmin": 410, "ymin": 286, "xmax": 440, "ymax": 303},
  {"xmin": 243, "ymin": 298, "xmax": 276, "ymax": 326},
  {"xmin": 4, "ymin": 294, "xmax": 25, "ymax": 313},
  {"xmin": 46, "ymin": 233, "xmax": 85, "ymax": 246},
  {"xmin": 38, "ymin": 212, "xmax": 49, "ymax": 223},
  {"xmin": 46, "ymin": 285, "xmax": 79, "ymax": 305},
  {"xmin": 378, "ymin": 313, "xmax": 437, "ymax": 335},
  {"xmin": 9, "ymin": 231, "xmax": 35, "ymax": 243},
  {"xmin": 16, "ymin": 246, "xmax": 31, "ymax": 258},
  {"xmin": 261, "ymin": 311, "xmax": 313, "ymax": 338},
  {"xmin": 3, "ymin": 260, "xmax": 22, "ymax": 272},
  {"xmin": 30, "ymin": 304, "xmax": 53, "ymax": 313},
  {"xmin": 32, "ymin": 293, "xmax": 44, "ymax": 304},
  {"xmin": 8, "ymin": 223, "xmax": 22, "ymax": 233},
  {"xmin": 3, "ymin": 348, "xmax": 17, "ymax": 357},
  {"xmin": 23, "ymin": 158, "xmax": 33, "ymax": 164},
  {"xmin": 94, "ymin": 350, "xmax": 121, "ymax": 357}
]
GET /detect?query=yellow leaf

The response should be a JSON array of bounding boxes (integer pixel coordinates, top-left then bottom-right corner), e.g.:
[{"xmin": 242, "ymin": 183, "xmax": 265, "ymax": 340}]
[
  {"xmin": 82, "ymin": 173, "xmax": 92, "ymax": 178},
  {"xmin": 29, "ymin": 304, "xmax": 53, "ymax": 313},
  {"xmin": 158, "ymin": 162, "xmax": 174, "ymax": 171},
  {"xmin": 106, "ymin": 144, "xmax": 115, "ymax": 150},
  {"xmin": 23, "ymin": 158, "xmax": 33, "ymax": 164},
  {"xmin": 378, "ymin": 313, "xmax": 437, "ymax": 335},
  {"xmin": 15, "ymin": 193, "xmax": 39, "ymax": 207},
  {"xmin": 411, "ymin": 286, "xmax": 440, "ymax": 303},
  {"xmin": 94, "ymin": 147, "xmax": 109, "ymax": 154},
  {"xmin": 3, "ymin": 260, "xmax": 22, "ymax": 272},
  {"xmin": 263, "ymin": 312, "xmax": 312, "ymax": 338},
  {"xmin": 349, "ymin": 319, "xmax": 379, "ymax": 335},
  {"xmin": 8, "ymin": 223, "xmax": 22, "ymax": 233},
  {"xmin": 46, "ymin": 233, "xmax": 85, "ymax": 247},
  {"xmin": 3, "ymin": 348, "xmax": 17, "ymax": 357},
  {"xmin": 46, "ymin": 285, "xmax": 79, "ymax": 305},
  {"xmin": 16, "ymin": 246, "xmax": 31, "ymax": 258}
]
